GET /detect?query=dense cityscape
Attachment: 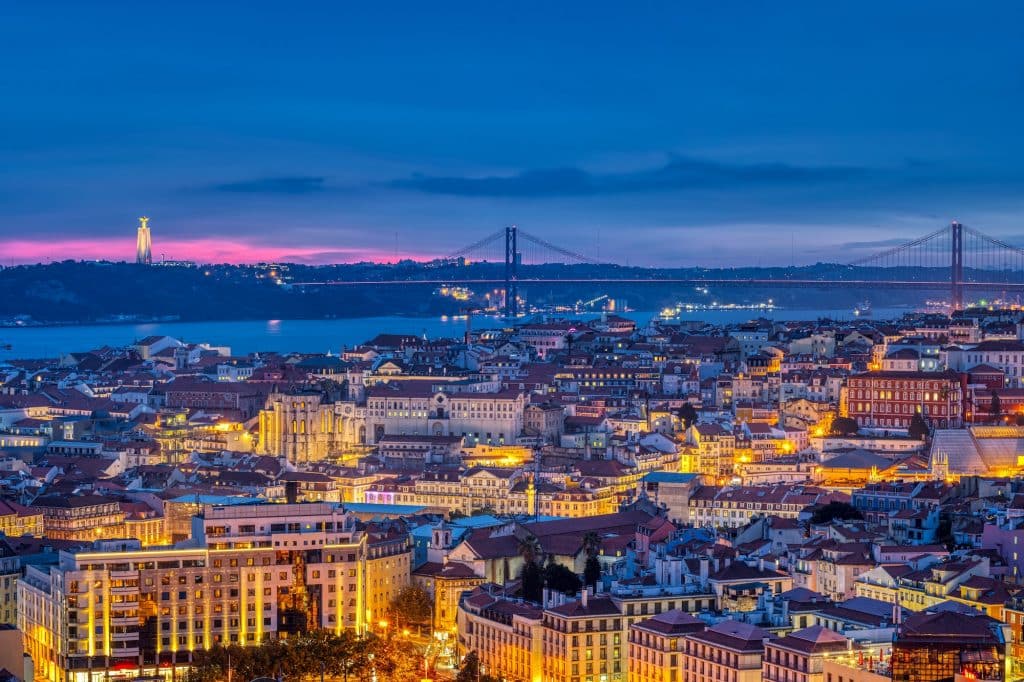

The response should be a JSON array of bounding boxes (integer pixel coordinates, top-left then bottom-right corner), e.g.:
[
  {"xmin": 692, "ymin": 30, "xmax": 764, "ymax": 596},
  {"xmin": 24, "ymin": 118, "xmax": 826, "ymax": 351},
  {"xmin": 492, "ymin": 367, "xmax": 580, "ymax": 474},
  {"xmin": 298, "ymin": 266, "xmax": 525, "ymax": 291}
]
[
  {"xmin": 8, "ymin": 3, "xmax": 1024, "ymax": 681},
  {"xmin": 1, "ymin": 299, "xmax": 1023, "ymax": 681}
]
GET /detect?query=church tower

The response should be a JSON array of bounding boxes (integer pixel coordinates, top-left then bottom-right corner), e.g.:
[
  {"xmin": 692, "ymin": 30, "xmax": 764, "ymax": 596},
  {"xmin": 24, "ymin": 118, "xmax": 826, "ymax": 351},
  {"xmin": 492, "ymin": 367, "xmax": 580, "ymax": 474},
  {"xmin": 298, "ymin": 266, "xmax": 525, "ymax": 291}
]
[{"xmin": 136, "ymin": 216, "xmax": 152, "ymax": 264}]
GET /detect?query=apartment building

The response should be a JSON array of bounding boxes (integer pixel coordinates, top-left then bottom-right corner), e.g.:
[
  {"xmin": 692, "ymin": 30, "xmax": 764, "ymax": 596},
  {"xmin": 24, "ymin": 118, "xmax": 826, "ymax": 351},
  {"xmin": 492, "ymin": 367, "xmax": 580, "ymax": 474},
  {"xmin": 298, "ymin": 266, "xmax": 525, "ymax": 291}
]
[
  {"xmin": 19, "ymin": 503, "xmax": 411, "ymax": 682},
  {"xmin": 457, "ymin": 589, "xmax": 544, "ymax": 682},
  {"xmin": 541, "ymin": 591, "xmax": 626, "ymax": 682},
  {"xmin": 762, "ymin": 625, "xmax": 850, "ymax": 682},
  {"xmin": 680, "ymin": 621, "xmax": 769, "ymax": 682},
  {"xmin": 628, "ymin": 610, "xmax": 706, "ymax": 682},
  {"xmin": 30, "ymin": 494, "xmax": 127, "ymax": 541}
]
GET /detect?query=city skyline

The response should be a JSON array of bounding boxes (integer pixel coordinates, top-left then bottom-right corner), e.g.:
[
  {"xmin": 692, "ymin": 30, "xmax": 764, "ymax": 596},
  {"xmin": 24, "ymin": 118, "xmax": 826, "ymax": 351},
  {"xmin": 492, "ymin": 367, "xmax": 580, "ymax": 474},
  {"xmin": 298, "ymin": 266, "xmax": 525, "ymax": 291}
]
[{"xmin": 4, "ymin": 2, "xmax": 1024, "ymax": 266}]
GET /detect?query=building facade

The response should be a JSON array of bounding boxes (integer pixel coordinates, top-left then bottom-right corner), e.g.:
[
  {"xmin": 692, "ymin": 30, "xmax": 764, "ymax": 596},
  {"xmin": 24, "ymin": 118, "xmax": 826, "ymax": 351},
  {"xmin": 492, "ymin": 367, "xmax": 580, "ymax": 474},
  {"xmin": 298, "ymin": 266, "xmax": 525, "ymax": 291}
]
[{"xmin": 19, "ymin": 503, "xmax": 411, "ymax": 682}]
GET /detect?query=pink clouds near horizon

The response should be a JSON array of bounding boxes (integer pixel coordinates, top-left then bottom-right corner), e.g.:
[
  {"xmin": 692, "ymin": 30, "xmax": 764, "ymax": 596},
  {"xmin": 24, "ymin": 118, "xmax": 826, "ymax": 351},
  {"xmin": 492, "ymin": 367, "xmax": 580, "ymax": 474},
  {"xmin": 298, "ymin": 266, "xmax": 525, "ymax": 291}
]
[{"xmin": 0, "ymin": 237, "xmax": 435, "ymax": 265}]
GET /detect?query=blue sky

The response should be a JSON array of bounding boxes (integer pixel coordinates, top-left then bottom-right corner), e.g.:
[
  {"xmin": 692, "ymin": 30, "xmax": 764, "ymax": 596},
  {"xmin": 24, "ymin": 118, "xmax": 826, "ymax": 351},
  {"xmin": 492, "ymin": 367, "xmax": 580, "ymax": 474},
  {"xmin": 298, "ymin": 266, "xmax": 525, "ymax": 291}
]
[{"xmin": 2, "ymin": 1, "xmax": 1023, "ymax": 265}]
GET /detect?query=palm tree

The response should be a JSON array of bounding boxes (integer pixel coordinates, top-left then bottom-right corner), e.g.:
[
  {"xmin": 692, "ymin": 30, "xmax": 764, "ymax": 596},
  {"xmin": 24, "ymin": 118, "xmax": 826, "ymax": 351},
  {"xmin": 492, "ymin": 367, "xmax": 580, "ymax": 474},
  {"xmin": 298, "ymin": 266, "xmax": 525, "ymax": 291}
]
[
  {"xmin": 581, "ymin": 531, "xmax": 601, "ymax": 559},
  {"xmin": 517, "ymin": 534, "xmax": 541, "ymax": 565}
]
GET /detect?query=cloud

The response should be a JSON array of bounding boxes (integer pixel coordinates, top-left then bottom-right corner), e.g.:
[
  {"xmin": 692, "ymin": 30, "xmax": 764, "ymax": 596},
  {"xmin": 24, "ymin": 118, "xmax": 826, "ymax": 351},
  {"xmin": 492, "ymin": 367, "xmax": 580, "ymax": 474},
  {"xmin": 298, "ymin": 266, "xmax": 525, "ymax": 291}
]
[
  {"xmin": 838, "ymin": 237, "xmax": 912, "ymax": 250},
  {"xmin": 210, "ymin": 176, "xmax": 328, "ymax": 194},
  {"xmin": 388, "ymin": 157, "xmax": 867, "ymax": 198}
]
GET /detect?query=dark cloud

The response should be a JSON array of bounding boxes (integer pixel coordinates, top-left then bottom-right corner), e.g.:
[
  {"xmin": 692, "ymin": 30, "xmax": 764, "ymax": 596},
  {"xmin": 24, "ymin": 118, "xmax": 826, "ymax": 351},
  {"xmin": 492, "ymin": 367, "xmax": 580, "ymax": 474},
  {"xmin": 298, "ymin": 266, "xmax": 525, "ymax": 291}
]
[
  {"xmin": 211, "ymin": 176, "xmax": 328, "ymax": 194},
  {"xmin": 388, "ymin": 157, "xmax": 867, "ymax": 198}
]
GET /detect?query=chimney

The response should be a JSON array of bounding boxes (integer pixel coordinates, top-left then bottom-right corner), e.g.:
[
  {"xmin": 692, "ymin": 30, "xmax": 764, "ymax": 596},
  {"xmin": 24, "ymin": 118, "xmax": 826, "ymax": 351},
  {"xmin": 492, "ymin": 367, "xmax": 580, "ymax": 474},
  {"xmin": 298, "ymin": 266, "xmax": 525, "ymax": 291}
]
[
  {"xmin": 699, "ymin": 557, "xmax": 709, "ymax": 583},
  {"xmin": 759, "ymin": 558, "xmax": 765, "ymax": 572},
  {"xmin": 670, "ymin": 558, "xmax": 682, "ymax": 587},
  {"xmin": 581, "ymin": 588, "xmax": 589, "ymax": 609},
  {"xmin": 543, "ymin": 587, "xmax": 551, "ymax": 608},
  {"xmin": 285, "ymin": 480, "xmax": 299, "ymax": 504}
]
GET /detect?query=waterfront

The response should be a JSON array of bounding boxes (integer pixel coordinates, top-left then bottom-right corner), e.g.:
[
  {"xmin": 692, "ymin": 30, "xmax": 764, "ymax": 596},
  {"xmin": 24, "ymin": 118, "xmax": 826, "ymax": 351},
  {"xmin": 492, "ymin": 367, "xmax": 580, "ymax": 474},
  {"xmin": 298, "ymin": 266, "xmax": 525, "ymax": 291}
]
[{"xmin": 0, "ymin": 307, "xmax": 911, "ymax": 358}]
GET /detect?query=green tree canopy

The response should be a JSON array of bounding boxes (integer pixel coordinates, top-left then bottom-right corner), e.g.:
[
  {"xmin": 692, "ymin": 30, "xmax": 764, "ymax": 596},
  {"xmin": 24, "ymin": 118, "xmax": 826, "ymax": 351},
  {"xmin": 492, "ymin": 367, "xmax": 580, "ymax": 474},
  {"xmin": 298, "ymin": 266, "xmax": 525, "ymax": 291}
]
[{"xmin": 389, "ymin": 585, "xmax": 432, "ymax": 628}]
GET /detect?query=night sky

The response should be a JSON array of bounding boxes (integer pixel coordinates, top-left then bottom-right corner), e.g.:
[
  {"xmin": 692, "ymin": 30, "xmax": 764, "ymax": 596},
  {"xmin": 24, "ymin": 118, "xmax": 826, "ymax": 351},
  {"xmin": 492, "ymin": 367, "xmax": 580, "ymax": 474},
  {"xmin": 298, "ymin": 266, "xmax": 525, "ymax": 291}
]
[{"xmin": 3, "ymin": 2, "xmax": 1024, "ymax": 266}]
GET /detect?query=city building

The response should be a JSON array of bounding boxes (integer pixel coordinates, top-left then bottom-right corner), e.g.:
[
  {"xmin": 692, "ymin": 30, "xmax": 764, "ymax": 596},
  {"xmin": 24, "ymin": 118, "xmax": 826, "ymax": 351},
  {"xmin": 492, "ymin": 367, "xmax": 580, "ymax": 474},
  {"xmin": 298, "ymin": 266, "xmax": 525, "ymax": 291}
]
[
  {"xmin": 680, "ymin": 621, "xmax": 768, "ymax": 682},
  {"xmin": 891, "ymin": 610, "xmax": 1007, "ymax": 682},
  {"xmin": 762, "ymin": 625, "xmax": 850, "ymax": 682},
  {"xmin": 627, "ymin": 609, "xmax": 705, "ymax": 682},
  {"xmin": 18, "ymin": 503, "xmax": 411, "ymax": 682},
  {"xmin": 845, "ymin": 370, "xmax": 963, "ymax": 429}
]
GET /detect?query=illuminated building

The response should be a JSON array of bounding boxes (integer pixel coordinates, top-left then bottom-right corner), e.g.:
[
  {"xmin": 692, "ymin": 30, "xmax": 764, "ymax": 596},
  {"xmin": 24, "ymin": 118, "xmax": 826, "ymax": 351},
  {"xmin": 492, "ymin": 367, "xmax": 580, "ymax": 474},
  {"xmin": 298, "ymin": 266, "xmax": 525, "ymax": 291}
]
[
  {"xmin": 135, "ymin": 216, "xmax": 152, "ymax": 265},
  {"xmin": 0, "ymin": 499, "xmax": 44, "ymax": 538},
  {"xmin": 685, "ymin": 423, "xmax": 735, "ymax": 478},
  {"xmin": 540, "ymin": 591, "xmax": 625, "ymax": 682},
  {"xmin": 627, "ymin": 610, "xmax": 705, "ymax": 682},
  {"xmin": 891, "ymin": 610, "xmax": 1007, "ymax": 682},
  {"xmin": 257, "ymin": 392, "xmax": 365, "ymax": 463},
  {"xmin": 412, "ymin": 561, "xmax": 483, "ymax": 634},
  {"xmin": 456, "ymin": 577, "xmax": 716, "ymax": 682},
  {"xmin": 30, "ymin": 494, "xmax": 127, "ymax": 541},
  {"xmin": 688, "ymin": 484, "xmax": 828, "ymax": 529},
  {"xmin": 457, "ymin": 589, "xmax": 544, "ymax": 682},
  {"xmin": 1004, "ymin": 595, "xmax": 1024, "ymax": 679},
  {"xmin": 365, "ymin": 382, "xmax": 526, "ymax": 447},
  {"xmin": 363, "ymin": 467, "xmax": 621, "ymax": 519},
  {"xmin": 0, "ymin": 540, "xmax": 19, "ymax": 626},
  {"xmin": 680, "ymin": 621, "xmax": 769, "ymax": 682},
  {"xmin": 762, "ymin": 625, "xmax": 850, "ymax": 682},
  {"xmin": 18, "ymin": 502, "xmax": 411, "ymax": 682},
  {"xmin": 845, "ymin": 370, "xmax": 963, "ymax": 429}
]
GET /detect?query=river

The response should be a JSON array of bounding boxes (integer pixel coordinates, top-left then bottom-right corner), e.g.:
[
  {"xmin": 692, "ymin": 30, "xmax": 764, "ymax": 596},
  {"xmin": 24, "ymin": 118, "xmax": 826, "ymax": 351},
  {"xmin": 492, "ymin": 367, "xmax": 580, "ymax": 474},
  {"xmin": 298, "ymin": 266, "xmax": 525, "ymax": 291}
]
[{"xmin": 0, "ymin": 307, "xmax": 913, "ymax": 359}]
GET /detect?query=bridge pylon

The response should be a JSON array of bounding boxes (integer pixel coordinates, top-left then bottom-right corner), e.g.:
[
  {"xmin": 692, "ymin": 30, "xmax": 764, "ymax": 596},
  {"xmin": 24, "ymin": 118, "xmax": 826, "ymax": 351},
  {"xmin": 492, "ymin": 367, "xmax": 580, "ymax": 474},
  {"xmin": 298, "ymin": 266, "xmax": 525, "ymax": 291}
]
[
  {"xmin": 951, "ymin": 220, "xmax": 964, "ymax": 310},
  {"xmin": 504, "ymin": 225, "xmax": 519, "ymax": 318}
]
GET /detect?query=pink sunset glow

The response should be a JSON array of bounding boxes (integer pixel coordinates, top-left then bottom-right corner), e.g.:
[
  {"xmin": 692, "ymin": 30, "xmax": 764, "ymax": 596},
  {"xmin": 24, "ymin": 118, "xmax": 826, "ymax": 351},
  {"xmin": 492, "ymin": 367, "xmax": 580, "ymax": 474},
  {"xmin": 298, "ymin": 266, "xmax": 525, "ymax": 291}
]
[{"xmin": 0, "ymin": 237, "xmax": 435, "ymax": 265}]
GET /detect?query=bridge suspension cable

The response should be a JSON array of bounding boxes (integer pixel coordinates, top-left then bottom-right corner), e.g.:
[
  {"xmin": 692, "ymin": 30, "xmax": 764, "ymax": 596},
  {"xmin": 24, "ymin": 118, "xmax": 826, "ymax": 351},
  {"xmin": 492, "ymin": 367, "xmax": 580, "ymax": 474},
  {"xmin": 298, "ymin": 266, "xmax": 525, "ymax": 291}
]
[
  {"xmin": 844, "ymin": 226, "xmax": 949, "ymax": 267},
  {"xmin": 517, "ymin": 229, "xmax": 603, "ymax": 265},
  {"xmin": 446, "ymin": 229, "xmax": 506, "ymax": 260}
]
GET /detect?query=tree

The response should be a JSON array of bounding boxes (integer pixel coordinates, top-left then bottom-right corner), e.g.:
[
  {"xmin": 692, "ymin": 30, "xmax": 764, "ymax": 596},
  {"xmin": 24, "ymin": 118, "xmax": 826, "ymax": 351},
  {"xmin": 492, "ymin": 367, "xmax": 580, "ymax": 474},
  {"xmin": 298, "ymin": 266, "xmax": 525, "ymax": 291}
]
[
  {"xmin": 456, "ymin": 651, "xmax": 482, "ymax": 682},
  {"xmin": 810, "ymin": 501, "xmax": 863, "ymax": 525},
  {"xmin": 517, "ymin": 533, "xmax": 545, "ymax": 602},
  {"xmin": 520, "ymin": 559, "xmax": 544, "ymax": 603},
  {"xmin": 456, "ymin": 651, "xmax": 501, "ymax": 682},
  {"xmin": 389, "ymin": 585, "xmax": 432, "ymax": 630},
  {"xmin": 908, "ymin": 412, "xmax": 929, "ymax": 440},
  {"xmin": 517, "ymin": 534, "xmax": 541, "ymax": 565},
  {"xmin": 544, "ymin": 561, "xmax": 582, "ymax": 595},
  {"xmin": 830, "ymin": 416, "xmax": 860, "ymax": 436},
  {"xmin": 676, "ymin": 402, "xmax": 699, "ymax": 430},
  {"xmin": 584, "ymin": 555, "xmax": 602, "ymax": 588},
  {"xmin": 581, "ymin": 531, "xmax": 602, "ymax": 588},
  {"xmin": 991, "ymin": 391, "xmax": 1002, "ymax": 423}
]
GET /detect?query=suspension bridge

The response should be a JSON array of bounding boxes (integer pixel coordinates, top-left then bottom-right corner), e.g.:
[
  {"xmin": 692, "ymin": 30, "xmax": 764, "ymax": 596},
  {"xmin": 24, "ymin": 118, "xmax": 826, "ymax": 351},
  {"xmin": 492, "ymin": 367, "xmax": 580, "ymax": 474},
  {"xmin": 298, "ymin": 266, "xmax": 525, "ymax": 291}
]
[{"xmin": 293, "ymin": 222, "xmax": 1024, "ymax": 316}]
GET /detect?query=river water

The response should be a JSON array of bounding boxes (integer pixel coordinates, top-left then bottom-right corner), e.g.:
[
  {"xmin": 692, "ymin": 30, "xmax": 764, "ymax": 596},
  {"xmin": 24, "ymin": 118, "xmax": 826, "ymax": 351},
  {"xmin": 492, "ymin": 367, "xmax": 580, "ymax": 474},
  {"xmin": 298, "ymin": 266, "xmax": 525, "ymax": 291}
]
[{"xmin": 0, "ymin": 307, "xmax": 912, "ymax": 359}]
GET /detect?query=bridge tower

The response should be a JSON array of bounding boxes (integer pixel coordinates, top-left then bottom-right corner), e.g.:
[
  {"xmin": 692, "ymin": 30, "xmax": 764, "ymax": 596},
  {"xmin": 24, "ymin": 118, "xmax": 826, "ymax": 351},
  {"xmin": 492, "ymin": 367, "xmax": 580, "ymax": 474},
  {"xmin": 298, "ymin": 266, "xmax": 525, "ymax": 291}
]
[
  {"xmin": 504, "ymin": 225, "xmax": 519, "ymax": 318},
  {"xmin": 951, "ymin": 220, "xmax": 964, "ymax": 310}
]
